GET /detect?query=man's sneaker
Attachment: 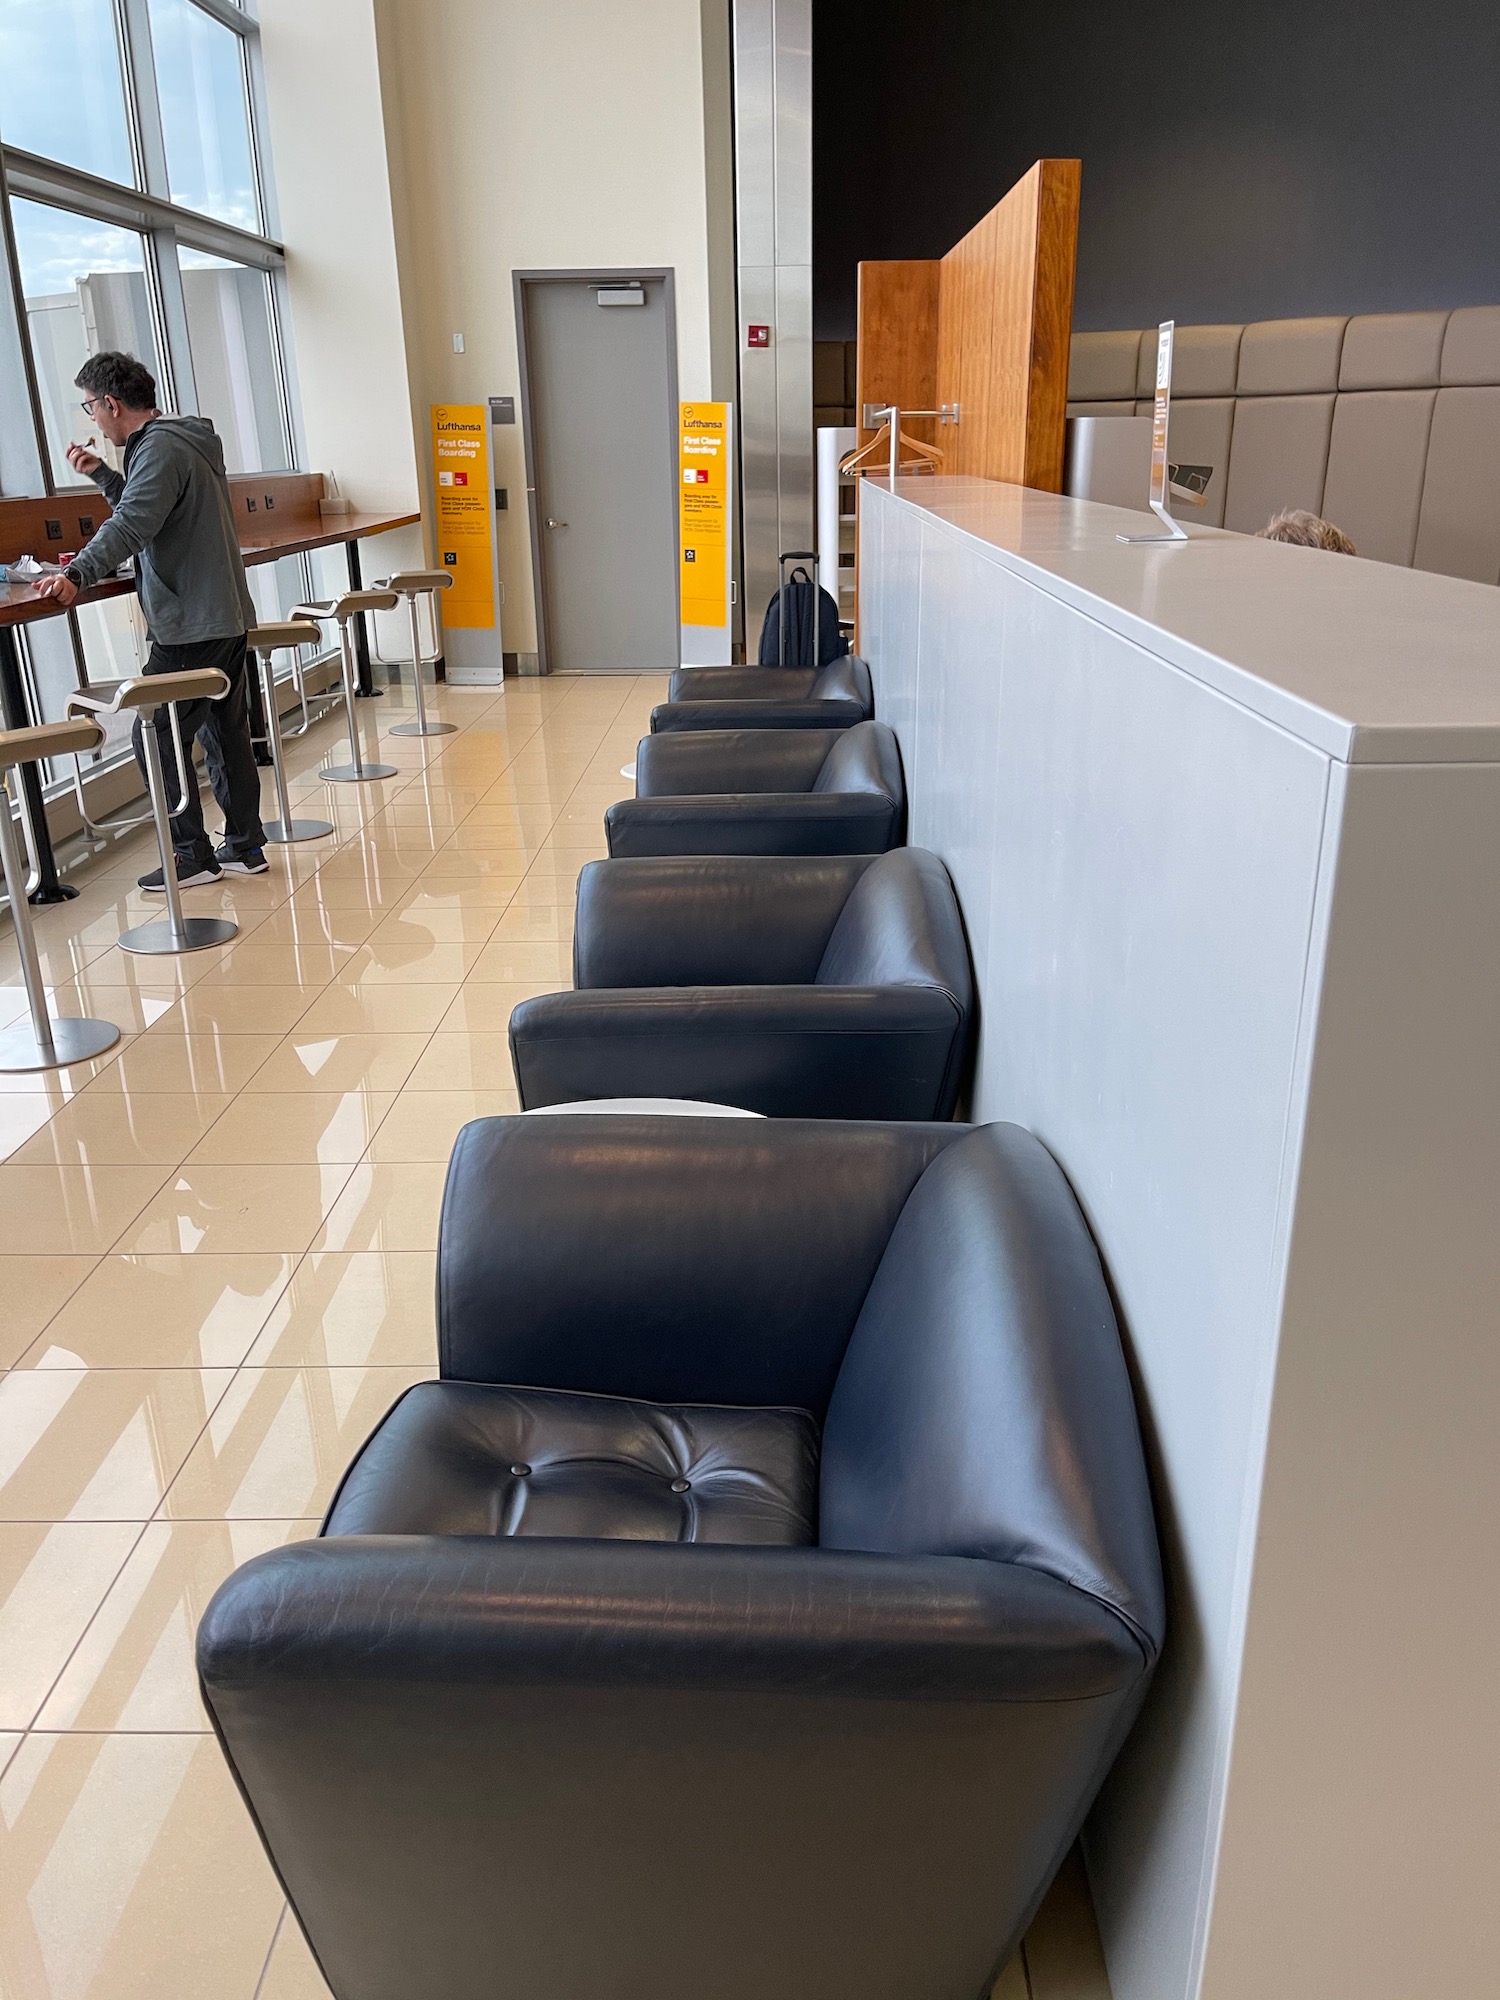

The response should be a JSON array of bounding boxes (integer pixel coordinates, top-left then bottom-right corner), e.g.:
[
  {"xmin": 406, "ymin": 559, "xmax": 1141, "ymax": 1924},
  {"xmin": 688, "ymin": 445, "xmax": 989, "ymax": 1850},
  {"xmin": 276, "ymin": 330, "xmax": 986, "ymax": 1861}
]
[
  {"xmin": 139, "ymin": 855, "xmax": 222, "ymax": 892},
  {"xmin": 216, "ymin": 846, "xmax": 270, "ymax": 876}
]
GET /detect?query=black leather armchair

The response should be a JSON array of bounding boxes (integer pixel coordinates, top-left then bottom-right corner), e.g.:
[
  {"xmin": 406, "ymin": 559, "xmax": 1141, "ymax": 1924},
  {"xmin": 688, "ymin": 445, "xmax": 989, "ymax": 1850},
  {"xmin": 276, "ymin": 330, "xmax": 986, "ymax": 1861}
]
[
  {"xmin": 508, "ymin": 846, "xmax": 972, "ymax": 1117},
  {"xmin": 605, "ymin": 720, "xmax": 905, "ymax": 857},
  {"xmin": 651, "ymin": 653, "xmax": 873, "ymax": 733},
  {"xmin": 199, "ymin": 1114, "xmax": 1164, "ymax": 2000}
]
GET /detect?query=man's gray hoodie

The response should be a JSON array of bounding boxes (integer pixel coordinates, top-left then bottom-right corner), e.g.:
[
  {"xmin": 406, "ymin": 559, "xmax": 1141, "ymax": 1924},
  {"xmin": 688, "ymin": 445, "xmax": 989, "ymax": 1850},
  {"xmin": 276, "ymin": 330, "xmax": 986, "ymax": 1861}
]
[{"xmin": 65, "ymin": 415, "xmax": 255, "ymax": 646}]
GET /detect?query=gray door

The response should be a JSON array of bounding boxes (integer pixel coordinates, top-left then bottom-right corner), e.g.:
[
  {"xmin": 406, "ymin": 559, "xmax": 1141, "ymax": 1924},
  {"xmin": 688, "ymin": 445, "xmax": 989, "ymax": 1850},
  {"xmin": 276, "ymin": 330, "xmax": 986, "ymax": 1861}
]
[{"xmin": 520, "ymin": 274, "xmax": 679, "ymax": 673}]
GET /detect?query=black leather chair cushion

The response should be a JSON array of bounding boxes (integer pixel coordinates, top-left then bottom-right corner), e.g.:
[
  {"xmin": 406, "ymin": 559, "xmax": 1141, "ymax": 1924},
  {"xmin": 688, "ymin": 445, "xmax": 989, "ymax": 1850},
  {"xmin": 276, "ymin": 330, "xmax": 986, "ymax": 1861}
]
[
  {"xmin": 326, "ymin": 1381, "xmax": 819, "ymax": 1545},
  {"xmin": 510, "ymin": 850, "xmax": 973, "ymax": 1119},
  {"xmin": 652, "ymin": 656, "xmax": 873, "ymax": 733},
  {"xmin": 606, "ymin": 721, "xmax": 904, "ymax": 858}
]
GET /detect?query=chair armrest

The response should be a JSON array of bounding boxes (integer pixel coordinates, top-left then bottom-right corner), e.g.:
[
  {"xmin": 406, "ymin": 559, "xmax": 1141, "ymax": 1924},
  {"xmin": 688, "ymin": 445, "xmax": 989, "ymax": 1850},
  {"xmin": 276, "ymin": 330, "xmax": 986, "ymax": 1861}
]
[
  {"xmin": 435, "ymin": 1113, "xmax": 962, "ymax": 1406},
  {"xmin": 574, "ymin": 854, "xmax": 872, "ymax": 987},
  {"xmin": 200, "ymin": 1539, "xmax": 1150, "ymax": 1706},
  {"xmin": 666, "ymin": 666, "xmax": 819, "ymax": 703},
  {"xmin": 636, "ymin": 728, "xmax": 837, "ymax": 796},
  {"xmin": 652, "ymin": 698, "xmax": 866, "ymax": 733},
  {"xmin": 605, "ymin": 794, "xmax": 900, "ymax": 859},
  {"xmin": 508, "ymin": 984, "xmax": 966, "ymax": 1120}
]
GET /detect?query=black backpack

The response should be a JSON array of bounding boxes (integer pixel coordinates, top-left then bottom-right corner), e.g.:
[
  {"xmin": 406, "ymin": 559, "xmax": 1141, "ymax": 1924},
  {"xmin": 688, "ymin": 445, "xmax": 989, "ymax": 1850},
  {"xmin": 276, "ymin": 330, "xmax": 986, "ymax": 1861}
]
[{"xmin": 758, "ymin": 550, "xmax": 848, "ymax": 668}]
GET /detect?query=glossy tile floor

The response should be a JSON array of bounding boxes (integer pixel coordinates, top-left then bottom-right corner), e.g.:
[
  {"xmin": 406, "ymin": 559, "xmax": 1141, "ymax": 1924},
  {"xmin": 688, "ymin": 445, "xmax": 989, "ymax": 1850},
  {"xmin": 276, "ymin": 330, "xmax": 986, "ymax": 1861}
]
[{"xmin": 0, "ymin": 670, "xmax": 1110, "ymax": 1999}]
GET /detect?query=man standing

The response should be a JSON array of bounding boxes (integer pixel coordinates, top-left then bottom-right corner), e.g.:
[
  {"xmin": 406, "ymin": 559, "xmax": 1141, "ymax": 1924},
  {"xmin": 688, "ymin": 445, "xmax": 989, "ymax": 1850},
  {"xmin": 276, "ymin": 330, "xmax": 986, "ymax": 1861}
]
[{"xmin": 35, "ymin": 350, "xmax": 267, "ymax": 888}]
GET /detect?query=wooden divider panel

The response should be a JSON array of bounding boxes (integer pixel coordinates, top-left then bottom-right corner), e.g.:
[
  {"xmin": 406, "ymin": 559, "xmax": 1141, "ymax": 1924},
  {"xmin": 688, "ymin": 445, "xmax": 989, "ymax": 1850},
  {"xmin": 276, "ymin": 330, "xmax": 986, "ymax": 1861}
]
[{"xmin": 854, "ymin": 261, "xmax": 941, "ymax": 449}]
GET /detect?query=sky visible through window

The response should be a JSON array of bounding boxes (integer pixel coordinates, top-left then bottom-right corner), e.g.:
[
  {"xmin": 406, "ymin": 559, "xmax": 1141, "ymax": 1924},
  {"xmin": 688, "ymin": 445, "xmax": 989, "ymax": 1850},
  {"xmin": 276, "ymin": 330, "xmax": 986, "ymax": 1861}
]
[
  {"xmin": 0, "ymin": 0, "xmax": 133, "ymax": 186},
  {"xmin": 148, "ymin": 0, "xmax": 258, "ymax": 231}
]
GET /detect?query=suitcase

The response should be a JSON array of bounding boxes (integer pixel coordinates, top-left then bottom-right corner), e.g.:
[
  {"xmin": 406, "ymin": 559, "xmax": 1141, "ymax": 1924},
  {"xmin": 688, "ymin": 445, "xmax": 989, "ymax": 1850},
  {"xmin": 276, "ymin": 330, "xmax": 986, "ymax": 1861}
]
[{"xmin": 758, "ymin": 550, "xmax": 848, "ymax": 668}]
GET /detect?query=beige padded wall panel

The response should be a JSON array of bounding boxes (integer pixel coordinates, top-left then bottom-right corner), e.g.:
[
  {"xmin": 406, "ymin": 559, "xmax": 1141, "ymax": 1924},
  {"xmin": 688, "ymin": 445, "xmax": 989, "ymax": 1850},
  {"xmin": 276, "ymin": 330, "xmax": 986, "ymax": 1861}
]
[
  {"xmin": 1222, "ymin": 394, "xmax": 1336, "ymax": 532},
  {"xmin": 1136, "ymin": 323, "xmax": 1243, "ymax": 399},
  {"xmin": 1337, "ymin": 312, "xmax": 1447, "ymax": 390},
  {"xmin": 1162, "ymin": 398, "xmax": 1236, "ymax": 528},
  {"xmin": 1067, "ymin": 329, "xmax": 1144, "ymax": 403},
  {"xmin": 814, "ymin": 405, "xmax": 850, "ymax": 430},
  {"xmin": 1320, "ymin": 390, "xmax": 1437, "ymax": 564},
  {"xmin": 845, "ymin": 342, "xmax": 860, "ymax": 405},
  {"xmin": 1067, "ymin": 400, "xmax": 1138, "ymax": 418},
  {"xmin": 1235, "ymin": 317, "xmax": 1347, "ymax": 395},
  {"xmin": 814, "ymin": 341, "xmax": 847, "ymax": 405},
  {"xmin": 1439, "ymin": 307, "xmax": 1500, "ymax": 385},
  {"xmin": 1413, "ymin": 387, "xmax": 1500, "ymax": 582}
]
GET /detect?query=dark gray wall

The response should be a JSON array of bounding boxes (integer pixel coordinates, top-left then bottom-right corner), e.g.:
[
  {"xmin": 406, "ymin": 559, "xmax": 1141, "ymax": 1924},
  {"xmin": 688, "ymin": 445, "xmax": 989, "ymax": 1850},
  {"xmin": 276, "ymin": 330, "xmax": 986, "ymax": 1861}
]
[{"xmin": 813, "ymin": 0, "xmax": 1500, "ymax": 339}]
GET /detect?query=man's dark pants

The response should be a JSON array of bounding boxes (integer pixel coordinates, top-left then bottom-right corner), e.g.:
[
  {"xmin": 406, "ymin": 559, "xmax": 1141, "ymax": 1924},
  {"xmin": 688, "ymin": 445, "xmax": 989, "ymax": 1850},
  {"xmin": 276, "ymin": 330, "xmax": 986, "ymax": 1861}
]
[{"xmin": 133, "ymin": 632, "xmax": 266, "ymax": 866}]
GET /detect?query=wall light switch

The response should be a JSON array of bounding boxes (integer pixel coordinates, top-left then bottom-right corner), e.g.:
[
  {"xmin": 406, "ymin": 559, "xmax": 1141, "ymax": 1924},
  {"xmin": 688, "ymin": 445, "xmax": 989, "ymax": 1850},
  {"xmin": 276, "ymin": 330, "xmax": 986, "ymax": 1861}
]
[{"xmin": 453, "ymin": 332, "xmax": 465, "ymax": 354}]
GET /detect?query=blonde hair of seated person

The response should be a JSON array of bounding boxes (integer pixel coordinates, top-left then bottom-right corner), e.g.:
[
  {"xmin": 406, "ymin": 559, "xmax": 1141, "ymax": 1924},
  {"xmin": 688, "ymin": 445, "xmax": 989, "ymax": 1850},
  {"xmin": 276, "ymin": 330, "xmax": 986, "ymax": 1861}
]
[{"xmin": 1257, "ymin": 509, "xmax": 1357, "ymax": 555}]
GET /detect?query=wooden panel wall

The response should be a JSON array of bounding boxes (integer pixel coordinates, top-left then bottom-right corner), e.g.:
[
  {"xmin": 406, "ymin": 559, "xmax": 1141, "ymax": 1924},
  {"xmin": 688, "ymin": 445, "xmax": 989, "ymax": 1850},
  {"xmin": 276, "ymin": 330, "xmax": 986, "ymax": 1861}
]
[
  {"xmin": 853, "ymin": 160, "xmax": 1081, "ymax": 492},
  {"xmin": 854, "ymin": 260, "xmax": 941, "ymax": 449}
]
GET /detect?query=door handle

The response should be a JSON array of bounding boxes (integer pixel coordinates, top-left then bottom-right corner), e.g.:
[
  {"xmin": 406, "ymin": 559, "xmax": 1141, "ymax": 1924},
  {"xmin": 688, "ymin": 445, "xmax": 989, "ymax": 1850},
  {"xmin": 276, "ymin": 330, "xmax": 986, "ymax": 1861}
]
[{"xmin": 544, "ymin": 517, "xmax": 568, "ymax": 529}]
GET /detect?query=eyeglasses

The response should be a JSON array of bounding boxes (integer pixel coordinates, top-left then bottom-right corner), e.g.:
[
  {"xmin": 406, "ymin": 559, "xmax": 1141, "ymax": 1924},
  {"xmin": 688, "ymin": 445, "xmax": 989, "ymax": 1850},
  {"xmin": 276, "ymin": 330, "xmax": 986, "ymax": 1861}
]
[{"xmin": 79, "ymin": 395, "xmax": 110, "ymax": 416}]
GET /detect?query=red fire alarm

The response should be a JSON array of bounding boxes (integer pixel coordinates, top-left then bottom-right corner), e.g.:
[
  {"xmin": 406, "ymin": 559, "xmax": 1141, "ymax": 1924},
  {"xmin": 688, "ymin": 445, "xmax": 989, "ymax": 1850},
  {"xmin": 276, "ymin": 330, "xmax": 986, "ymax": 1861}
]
[{"xmin": 746, "ymin": 324, "xmax": 771, "ymax": 348}]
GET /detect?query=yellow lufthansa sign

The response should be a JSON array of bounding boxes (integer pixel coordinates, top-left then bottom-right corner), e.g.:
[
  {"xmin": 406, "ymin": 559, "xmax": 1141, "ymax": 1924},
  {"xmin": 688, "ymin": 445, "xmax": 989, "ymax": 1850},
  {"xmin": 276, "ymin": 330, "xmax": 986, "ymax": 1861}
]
[
  {"xmin": 679, "ymin": 401, "xmax": 730, "ymax": 629},
  {"xmin": 430, "ymin": 403, "xmax": 495, "ymax": 629}
]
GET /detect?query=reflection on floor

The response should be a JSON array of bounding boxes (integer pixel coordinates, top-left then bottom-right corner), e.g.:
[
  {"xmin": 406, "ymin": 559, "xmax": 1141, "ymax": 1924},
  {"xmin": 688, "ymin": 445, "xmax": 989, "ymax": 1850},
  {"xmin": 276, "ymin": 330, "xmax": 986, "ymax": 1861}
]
[{"xmin": 0, "ymin": 671, "xmax": 1111, "ymax": 1999}]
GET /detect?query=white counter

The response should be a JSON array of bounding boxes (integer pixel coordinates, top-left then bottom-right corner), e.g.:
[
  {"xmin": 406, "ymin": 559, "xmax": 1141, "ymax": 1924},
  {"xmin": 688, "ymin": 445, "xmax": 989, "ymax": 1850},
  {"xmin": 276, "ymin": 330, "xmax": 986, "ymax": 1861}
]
[{"xmin": 860, "ymin": 476, "xmax": 1500, "ymax": 2000}]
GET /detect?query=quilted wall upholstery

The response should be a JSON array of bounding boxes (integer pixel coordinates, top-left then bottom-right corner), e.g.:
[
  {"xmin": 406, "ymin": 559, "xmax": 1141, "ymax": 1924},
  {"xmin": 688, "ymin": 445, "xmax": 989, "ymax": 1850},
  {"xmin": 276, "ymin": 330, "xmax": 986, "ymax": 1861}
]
[{"xmin": 1066, "ymin": 307, "xmax": 1500, "ymax": 579}]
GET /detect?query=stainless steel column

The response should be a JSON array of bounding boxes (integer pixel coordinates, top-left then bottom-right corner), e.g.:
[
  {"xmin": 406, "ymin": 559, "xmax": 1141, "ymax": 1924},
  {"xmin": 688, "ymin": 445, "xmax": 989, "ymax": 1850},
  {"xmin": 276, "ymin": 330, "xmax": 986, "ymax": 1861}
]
[{"xmin": 733, "ymin": 0, "xmax": 813, "ymax": 655}]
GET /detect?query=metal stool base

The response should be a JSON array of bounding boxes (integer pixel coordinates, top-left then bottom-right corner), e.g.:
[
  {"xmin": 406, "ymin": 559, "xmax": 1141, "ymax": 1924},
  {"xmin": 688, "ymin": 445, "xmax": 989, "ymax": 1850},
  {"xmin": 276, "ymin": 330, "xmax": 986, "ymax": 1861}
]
[
  {"xmin": 119, "ymin": 915, "xmax": 239, "ymax": 955},
  {"xmin": 0, "ymin": 1014, "xmax": 121, "ymax": 1073},
  {"xmin": 389, "ymin": 719, "xmax": 456, "ymax": 737},
  {"xmin": 264, "ymin": 816, "xmax": 335, "ymax": 843},
  {"xmin": 319, "ymin": 762, "xmax": 398, "ymax": 783}
]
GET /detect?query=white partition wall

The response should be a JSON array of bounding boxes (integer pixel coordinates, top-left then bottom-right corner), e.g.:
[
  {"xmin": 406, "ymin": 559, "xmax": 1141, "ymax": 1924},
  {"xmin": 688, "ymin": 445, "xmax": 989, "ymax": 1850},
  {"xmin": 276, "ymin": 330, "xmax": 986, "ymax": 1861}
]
[{"xmin": 859, "ymin": 477, "xmax": 1500, "ymax": 2000}]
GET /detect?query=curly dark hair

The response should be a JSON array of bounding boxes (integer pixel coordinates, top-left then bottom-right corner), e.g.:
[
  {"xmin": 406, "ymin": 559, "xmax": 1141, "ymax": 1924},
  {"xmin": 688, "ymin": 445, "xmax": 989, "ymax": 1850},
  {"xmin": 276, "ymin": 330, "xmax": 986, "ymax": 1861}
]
[{"xmin": 74, "ymin": 350, "xmax": 158, "ymax": 411}]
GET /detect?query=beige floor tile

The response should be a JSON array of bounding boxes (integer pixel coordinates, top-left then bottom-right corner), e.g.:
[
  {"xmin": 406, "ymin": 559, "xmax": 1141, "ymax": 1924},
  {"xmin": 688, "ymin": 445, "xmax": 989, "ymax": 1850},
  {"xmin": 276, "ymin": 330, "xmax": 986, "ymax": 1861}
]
[
  {"xmin": 11, "ymin": 1091, "xmax": 235, "ymax": 1169},
  {"xmin": 285, "ymin": 872, "xmax": 411, "ymax": 910},
  {"xmin": 30, "ymin": 1255, "xmax": 298, "ymax": 1370},
  {"xmin": 418, "ymin": 850, "xmax": 527, "ymax": 881},
  {"xmin": 0, "ymin": 1258, "xmax": 98, "ymax": 1368},
  {"xmin": 368, "ymin": 903, "xmax": 500, "ymax": 945},
  {"xmin": 437, "ymin": 982, "xmax": 553, "ymax": 1035},
  {"xmin": 394, "ymin": 874, "xmax": 521, "ymax": 911},
  {"xmin": 245, "ymin": 904, "xmax": 381, "ymax": 950},
  {"xmin": 113, "ymin": 1164, "xmax": 354, "ymax": 1256},
  {"xmin": 405, "ymin": 1031, "xmax": 516, "ymax": 1092},
  {"xmin": 291, "ymin": 983, "xmax": 452, "ymax": 1035},
  {"xmin": 18, "ymin": 983, "xmax": 179, "ymax": 1036},
  {"xmin": 330, "ymin": 939, "xmax": 485, "ymax": 987},
  {"xmin": 466, "ymin": 938, "xmax": 574, "ymax": 982},
  {"xmin": 490, "ymin": 904, "xmax": 574, "ymax": 940},
  {"xmin": 188, "ymin": 1092, "xmax": 395, "ymax": 1167},
  {"xmin": 246, "ymin": 1031, "xmax": 429, "ymax": 1095},
  {"xmin": 246, "ymin": 1251, "xmax": 439, "ymax": 1368},
  {"xmin": 312, "ymin": 1162, "xmax": 448, "ymax": 1253},
  {"xmin": 0, "ymin": 1062, "xmax": 102, "ymax": 1105},
  {"xmin": 0, "ymin": 1367, "xmax": 230, "ymax": 1520},
  {"xmin": 35, "ymin": 1518, "xmax": 306, "ymax": 1733},
  {"xmin": 160, "ymin": 1363, "xmax": 431, "ymax": 1519},
  {"xmin": 83, "ymin": 1033, "xmax": 283, "ymax": 1095},
  {"xmin": 0, "ymin": 1521, "xmax": 143, "ymax": 1728},
  {"xmin": 194, "ymin": 943, "xmax": 356, "ymax": 988},
  {"xmin": 258, "ymin": 1910, "xmax": 336, "ymax": 1999},
  {"xmin": 150, "ymin": 984, "xmax": 313, "ymax": 1036},
  {"xmin": 1018, "ymin": 1845, "xmax": 1113, "ymax": 1999},
  {"xmin": 0, "ymin": 1094, "xmax": 64, "ymax": 1163},
  {"xmin": 363, "ymin": 1090, "xmax": 516, "ymax": 1162},
  {"xmin": 0, "ymin": 1731, "xmax": 284, "ymax": 1998},
  {"xmin": 440, "ymin": 822, "xmax": 548, "ymax": 854},
  {"xmin": 0, "ymin": 1165, "xmax": 168, "ymax": 1256}
]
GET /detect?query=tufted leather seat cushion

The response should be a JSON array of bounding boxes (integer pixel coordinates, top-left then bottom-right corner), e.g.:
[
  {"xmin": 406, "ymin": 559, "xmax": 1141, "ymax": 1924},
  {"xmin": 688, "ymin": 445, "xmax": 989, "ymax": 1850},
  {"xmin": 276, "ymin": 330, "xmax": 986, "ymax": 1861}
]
[{"xmin": 325, "ymin": 1380, "xmax": 819, "ymax": 1545}]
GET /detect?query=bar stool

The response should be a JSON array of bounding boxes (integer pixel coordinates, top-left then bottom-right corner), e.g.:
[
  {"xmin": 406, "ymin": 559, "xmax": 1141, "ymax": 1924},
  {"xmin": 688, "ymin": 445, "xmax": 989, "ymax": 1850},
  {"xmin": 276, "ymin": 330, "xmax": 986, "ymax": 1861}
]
[
  {"xmin": 0, "ymin": 716, "xmax": 121, "ymax": 1071},
  {"xmin": 376, "ymin": 570, "xmax": 456, "ymax": 737},
  {"xmin": 291, "ymin": 591, "xmax": 399, "ymax": 781},
  {"xmin": 247, "ymin": 621, "xmax": 335, "ymax": 843},
  {"xmin": 68, "ymin": 669, "xmax": 238, "ymax": 956}
]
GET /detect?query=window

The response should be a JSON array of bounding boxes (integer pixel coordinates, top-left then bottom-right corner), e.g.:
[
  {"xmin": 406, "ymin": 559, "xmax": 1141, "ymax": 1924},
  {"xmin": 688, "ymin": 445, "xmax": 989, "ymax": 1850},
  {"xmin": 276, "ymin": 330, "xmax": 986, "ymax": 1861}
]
[
  {"xmin": 0, "ymin": 0, "xmax": 305, "ymax": 787},
  {"xmin": 0, "ymin": 0, "xmax": 134, "ymax": 189},
  {"xmin": 10, "ymin": 199, "xmax": 161, "ymax": 488},
  {"xmin": 179, "ymin": 249, "xmax": 288, "ymax": 472},
  {"xmin": 148, "ymin": 0, "xmax": 259, "ymax": 231}
]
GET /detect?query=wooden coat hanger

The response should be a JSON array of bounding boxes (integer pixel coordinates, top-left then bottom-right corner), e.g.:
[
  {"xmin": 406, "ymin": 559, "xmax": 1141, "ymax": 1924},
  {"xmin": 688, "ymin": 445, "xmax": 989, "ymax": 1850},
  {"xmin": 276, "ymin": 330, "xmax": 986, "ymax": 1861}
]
[{"xmin": 840, "ymin": 407, "xmax": 945, "ymax": 480}]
